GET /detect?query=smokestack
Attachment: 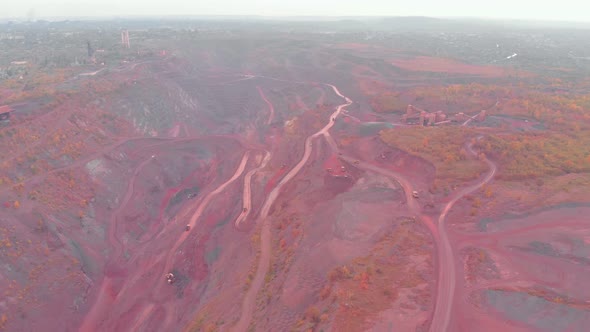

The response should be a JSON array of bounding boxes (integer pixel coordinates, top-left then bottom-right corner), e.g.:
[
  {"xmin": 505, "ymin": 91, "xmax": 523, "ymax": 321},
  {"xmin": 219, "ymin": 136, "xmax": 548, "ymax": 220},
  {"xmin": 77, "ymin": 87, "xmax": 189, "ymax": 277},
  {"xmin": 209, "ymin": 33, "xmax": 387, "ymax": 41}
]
[
  {"xmin": 87, "ymin": 41, "xmax": 94, "ymax": 58},
  {"xmin": 121, "ymin": 30, "xmax": 130, "ymax": 48}
]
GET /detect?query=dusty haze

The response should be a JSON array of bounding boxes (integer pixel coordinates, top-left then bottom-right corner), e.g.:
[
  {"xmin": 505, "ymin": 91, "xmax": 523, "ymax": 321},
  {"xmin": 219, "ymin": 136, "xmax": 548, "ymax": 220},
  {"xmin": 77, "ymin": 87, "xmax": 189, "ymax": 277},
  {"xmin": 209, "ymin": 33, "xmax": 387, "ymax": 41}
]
[{"xmin": 1, "ymin": 0, "xmax": 589, "ymax": 22}]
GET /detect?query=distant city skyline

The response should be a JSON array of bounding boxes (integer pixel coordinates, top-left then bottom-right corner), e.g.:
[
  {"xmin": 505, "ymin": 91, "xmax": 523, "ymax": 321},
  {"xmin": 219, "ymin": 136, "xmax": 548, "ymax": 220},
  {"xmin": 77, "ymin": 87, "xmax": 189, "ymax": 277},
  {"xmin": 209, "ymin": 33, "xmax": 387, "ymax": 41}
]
[{"xmin": 1, "ymin": 0, "xmax": 588, "ymax": 22}]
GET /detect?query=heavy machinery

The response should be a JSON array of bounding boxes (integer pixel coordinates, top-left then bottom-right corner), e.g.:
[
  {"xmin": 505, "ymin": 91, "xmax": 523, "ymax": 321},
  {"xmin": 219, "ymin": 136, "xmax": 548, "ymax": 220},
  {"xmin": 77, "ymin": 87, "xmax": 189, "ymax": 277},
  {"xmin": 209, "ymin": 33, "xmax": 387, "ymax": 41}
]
[{"xmin": 165, "ymin": 273, "xmax": 175, "ymax": 284}]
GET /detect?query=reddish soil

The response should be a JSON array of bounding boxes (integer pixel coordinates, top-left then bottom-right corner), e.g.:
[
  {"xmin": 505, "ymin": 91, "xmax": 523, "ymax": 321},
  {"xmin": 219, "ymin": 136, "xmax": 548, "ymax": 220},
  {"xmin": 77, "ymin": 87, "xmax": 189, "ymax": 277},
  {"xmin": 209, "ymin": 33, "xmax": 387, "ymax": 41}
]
[
  {"xmin": 450, "ymin": 206, "xmax": 590, "ymax": 332},
  {"xmin": 264, "ymin": 167, "xmax": 286, "ymax": 194},
  {"xmin": 1, "ymin": 31, "xmax": 586, "ymax": 332},
  {"xmin": 323, "ymin": 153, "xmax": 347, "ymax": 177}
]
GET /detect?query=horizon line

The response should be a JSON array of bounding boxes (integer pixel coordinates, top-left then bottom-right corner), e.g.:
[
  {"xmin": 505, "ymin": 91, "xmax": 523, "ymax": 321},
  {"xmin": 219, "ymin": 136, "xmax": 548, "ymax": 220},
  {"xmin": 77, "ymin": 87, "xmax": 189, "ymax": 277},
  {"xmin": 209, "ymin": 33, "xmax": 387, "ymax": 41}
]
[{"xmin": 1, "ymin": 14, "xmax": 589, "ymax": 25}]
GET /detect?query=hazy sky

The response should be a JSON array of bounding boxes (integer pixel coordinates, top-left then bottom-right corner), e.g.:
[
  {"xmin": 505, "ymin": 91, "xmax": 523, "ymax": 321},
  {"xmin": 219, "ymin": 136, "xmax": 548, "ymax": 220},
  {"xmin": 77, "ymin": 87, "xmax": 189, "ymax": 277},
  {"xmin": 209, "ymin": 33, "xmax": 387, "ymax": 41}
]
[{"xmin": 2, "ymin": 0, "xmax": 588, "ymax": 22}]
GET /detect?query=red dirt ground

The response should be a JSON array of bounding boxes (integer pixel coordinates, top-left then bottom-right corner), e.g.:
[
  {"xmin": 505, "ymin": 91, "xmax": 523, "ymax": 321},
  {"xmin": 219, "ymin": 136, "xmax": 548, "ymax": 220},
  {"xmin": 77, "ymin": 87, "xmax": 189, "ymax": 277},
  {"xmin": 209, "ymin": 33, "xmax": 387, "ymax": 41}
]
[
  {"xmin": 450, "ymin": 206, "xmax": 590, "ymax": 332},
  {"xmin": 2, "ymin": 33, "xmax": 586, "ymax": 332},
  {"xmin": 323, "ymin": 153, "xmax": 348, "ymax": 177}
]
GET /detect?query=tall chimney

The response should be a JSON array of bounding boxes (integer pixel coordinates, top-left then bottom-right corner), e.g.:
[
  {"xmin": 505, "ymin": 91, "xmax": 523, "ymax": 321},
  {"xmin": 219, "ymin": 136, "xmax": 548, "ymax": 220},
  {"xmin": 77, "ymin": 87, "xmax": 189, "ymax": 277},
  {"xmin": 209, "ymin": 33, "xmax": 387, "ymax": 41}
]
[
  {"xmin": 121, "ymin": 30, "xmax": 130, "ymax": 48},
  {"xmin": 87, "ymin": 41, "xmax": 94, "ymax": 58}
]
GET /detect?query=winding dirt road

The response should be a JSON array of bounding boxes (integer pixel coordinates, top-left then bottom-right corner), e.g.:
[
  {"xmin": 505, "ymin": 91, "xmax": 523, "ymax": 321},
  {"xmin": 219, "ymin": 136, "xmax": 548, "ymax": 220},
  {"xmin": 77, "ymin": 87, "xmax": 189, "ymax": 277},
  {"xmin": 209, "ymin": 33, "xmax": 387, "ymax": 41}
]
[
  {"xmin": 73, "ymin": 66, "xmax": 499, "ymax": 331},
  {"xmin": 257, "ymin": 87, "xmax": 275, "ymax": 126},
  {"xmin": 232, "ymin": 75, "xmax": 496, "ymax": 332},
  {"xmin": 235, "ymin": 151, "xmax": 271, "ymax": 228},
  {"xmin": 123, "ymin": 151, "xmax": 251, "ymax": 331},
  {"xmin": 232, "ymin": 83, "xmax": 351, "ymax": 332},
  {"xmin": 430, "ymin": 139, "xmax": 497, "ymax": 332},
  {"xmin": 81, "ymin": 151, "xmax": 250, "ymax": 332},
  {"xmin": 157, "ymin": 151, "xmax": 250, "ymax": 291},
  {"xmin": 337, "ymin": 155, "xmax": 439, "ymax": 235},
  {"xmin": 330, "ymin": 124, "xmax": 497, "ymax": 332}
]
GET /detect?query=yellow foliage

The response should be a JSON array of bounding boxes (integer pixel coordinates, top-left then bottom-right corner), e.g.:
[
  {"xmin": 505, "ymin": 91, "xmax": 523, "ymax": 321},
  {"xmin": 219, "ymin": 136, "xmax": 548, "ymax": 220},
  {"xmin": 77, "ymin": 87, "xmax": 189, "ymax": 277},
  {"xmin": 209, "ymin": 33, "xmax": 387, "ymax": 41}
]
[
  {"xmin": 379, "ymin": 126, "xmax": 486, "ymax": 183},
  {"xmin": 305, "ymin": 306, "xmax": 321, "ymax": 323},
  {"xmin": 483, "ymin": 185, "xmax": 493, "ymax": 198},
  {"xmin": 0, "ymin": 313, "xmax": 7, "ymax": 329},
  {"xmin": 477, "ymin": 132, "xmax": 590, "ymax": 179},
  {"xmin": 203, "ymin": 323, "xmax": 217, "ymax": 332},
  {"xmin": 370, "ymin": 93, "xmax": 406, "ymax": 113},
  {"xmin": 472, "ymin": 198, "xmax": 481, "ymax": 208}
]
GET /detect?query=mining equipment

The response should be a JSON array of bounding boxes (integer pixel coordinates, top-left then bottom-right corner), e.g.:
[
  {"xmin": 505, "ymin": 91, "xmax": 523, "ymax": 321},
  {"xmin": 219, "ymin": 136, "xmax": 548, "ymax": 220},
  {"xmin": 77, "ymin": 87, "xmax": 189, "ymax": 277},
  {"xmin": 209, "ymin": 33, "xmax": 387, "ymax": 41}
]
[{"xmin": 165, "ymin": 273, "xmax": 175, "ymax": 284}]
